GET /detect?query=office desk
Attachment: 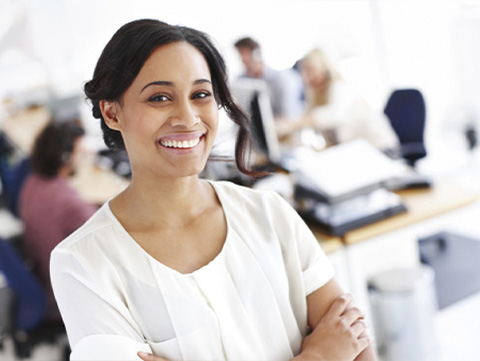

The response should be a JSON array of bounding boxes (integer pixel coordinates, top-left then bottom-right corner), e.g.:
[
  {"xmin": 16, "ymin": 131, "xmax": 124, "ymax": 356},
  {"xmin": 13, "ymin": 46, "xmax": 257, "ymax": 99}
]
[
  {"xmin": 342, "ymin": 182, "xmax": 480, "ymax": 244},
  {"xmin": 336, "ymin": 181, "xmax": 480, "ymax": 335},
  {"xmin": 309, "ymin": 182, "xmax": 480, "ymax": 287}
]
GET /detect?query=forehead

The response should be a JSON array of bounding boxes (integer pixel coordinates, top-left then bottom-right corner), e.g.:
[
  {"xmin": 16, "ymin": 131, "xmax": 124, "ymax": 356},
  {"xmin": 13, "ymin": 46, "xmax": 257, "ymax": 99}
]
[
  {"xmin": 302, "ymin": 61, "xmax": 325, "ymax": 74},
  {"xmin": 238, "ymin": 47, "xmax": 253, "ymax": 56},
  {"xmin": 135, "ymin": 42, "xmax": 211, "ymax": 84}
]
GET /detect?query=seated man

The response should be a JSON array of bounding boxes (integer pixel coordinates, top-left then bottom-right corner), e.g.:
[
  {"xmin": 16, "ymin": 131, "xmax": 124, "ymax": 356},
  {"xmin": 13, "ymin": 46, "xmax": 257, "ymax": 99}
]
[
  {"xmin": 234, "ymin": 37, "xmax": 305, "ymax": 121},
  {"xmin": 19, "ymin": 119, "xmax": 97, "ymax": 321}
]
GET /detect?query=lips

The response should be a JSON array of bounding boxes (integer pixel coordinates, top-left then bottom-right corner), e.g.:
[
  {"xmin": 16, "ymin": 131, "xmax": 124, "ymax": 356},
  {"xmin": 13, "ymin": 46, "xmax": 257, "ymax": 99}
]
[{"xmin": 158, "ymin": 132, "xmax": 204, "ymax": 149}]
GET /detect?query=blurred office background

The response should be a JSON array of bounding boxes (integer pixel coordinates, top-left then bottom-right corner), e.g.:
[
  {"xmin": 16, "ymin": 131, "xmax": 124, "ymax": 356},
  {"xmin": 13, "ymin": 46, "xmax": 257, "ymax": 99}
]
[
  {"xmin": 2, "ymin": 0, "xmax": 480, "ymax": 173},
  {"xmin": 1, "ymin": 0, "xmax": 480, "ymax": 360}
]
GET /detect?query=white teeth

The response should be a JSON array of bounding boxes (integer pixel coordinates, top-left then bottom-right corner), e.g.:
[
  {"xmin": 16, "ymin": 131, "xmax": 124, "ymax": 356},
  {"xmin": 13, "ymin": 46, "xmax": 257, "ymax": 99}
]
[{"xmin": 161, "ymin": 137, "xmax": 200, "ymax": 149}]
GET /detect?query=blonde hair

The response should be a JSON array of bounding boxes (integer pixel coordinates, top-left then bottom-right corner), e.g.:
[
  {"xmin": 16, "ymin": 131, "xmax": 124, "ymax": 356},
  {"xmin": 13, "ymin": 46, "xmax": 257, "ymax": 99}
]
[{"xmin": 302, "ymin": 48, "xmax": 339, "ymax": 107}]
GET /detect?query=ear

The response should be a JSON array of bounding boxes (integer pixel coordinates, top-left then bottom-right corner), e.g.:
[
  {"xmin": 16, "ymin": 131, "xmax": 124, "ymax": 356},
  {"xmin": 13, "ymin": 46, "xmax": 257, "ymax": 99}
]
[{"xmin": 99, "ymin": 100, "xmax": 122, "ymax": 131}]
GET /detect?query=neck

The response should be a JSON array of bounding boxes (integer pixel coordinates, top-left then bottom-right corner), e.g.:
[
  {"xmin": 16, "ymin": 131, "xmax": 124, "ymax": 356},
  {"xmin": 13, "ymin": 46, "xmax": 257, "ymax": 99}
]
[
  {"xmin": 111, "ymin": 174, "xmax": 212, "ymax": 229},
  {"xmin": 248, "ymin": 63, "xmax": 264, "ymax": 78}
]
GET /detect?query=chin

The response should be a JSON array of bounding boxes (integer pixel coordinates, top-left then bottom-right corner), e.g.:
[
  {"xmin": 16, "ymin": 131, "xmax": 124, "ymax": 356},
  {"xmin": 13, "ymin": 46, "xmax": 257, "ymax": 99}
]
[{"xmin": 173, "ymin": 163, "xmax": 208, "ymax": 179}]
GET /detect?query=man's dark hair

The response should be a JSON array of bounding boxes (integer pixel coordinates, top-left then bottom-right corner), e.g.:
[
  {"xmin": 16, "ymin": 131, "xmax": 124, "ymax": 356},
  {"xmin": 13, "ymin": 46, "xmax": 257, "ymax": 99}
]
[
  {"xmin": 234, "ymin": 37, "xmax": 260, "ymax": 51},
  {"xmin": 31, "ymin": 120, "xmax": 85, "ymax": 178}
]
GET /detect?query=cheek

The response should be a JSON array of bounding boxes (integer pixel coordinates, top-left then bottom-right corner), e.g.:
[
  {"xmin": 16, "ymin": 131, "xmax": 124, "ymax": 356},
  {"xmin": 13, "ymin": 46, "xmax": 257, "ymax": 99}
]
[
  {"xmin": 121, "ymin": 108, "xmax": 155, "ymax": 137},
  {"xmin": 204, "ymin": 104, "xmax": 219, "ymax": 128},
  {"xmin": 208, "ymin": 112, "xmax": 220, "ymax": 139}
]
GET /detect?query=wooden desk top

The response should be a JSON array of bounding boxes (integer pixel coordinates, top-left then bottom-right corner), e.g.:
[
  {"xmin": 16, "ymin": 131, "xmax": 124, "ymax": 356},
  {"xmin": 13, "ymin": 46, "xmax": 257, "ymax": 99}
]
[{"xmin": 342, "ymin": 182, "xmax": 480, "ymax": 245}]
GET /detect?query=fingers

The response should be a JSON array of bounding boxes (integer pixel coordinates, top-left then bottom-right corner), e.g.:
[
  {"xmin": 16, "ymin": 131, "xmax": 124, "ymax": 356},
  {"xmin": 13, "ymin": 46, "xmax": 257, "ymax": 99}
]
[
  {"xmin": 324, "ymin": 293, "xmax": 353, "ymax": 320},
  {"xmin": 326, "ymin": 294, "xmax": 371, "ymax": 340},
  {"xmin": 326, "ymin": 294, "xmax": 366, "ymax": 328},
  {"xmin": 342, "ymin": 305, "xmax": 365, "ymax": 327},
  {"xmin": 350, "ymin": 318, "xmax": 368, "ymax": 338},
  {"xmin": 357, "ymin": 333, "xmax": 375, "ymax": 351}
]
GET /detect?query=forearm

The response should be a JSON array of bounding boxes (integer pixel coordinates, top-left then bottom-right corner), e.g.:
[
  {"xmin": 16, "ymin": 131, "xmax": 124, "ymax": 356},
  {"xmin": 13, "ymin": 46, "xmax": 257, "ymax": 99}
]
[
  {"xmin": 276, "ymin": 115, "xmax": 313, "ymax": 140},
  {"xmin": 298, "ymin": 281, "xmax": 375, "ymax": 361}
]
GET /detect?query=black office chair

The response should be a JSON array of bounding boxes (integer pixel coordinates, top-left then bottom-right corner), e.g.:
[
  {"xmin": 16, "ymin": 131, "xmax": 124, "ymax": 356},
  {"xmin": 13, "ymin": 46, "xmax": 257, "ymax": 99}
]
[
  {"xmin": 0, "ymin": 157, "xmax": 31, "ymax": 217},
  {"xmin": 383, "ymin": 89, "xmax": 432, "ymax": 189},
  {"xmin": 384, "ymin": 88, "xmax": 427, "ymax": 167},
  {"xmin": 0, "ymin": 131, "xmax": 31, "ymax": 216}
]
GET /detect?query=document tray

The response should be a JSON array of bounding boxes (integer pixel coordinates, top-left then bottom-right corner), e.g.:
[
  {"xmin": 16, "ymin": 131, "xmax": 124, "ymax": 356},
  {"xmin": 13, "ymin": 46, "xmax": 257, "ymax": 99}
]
[{"xmin": 297, "ymin": 188, "xmax": 407, "ymax": 236}]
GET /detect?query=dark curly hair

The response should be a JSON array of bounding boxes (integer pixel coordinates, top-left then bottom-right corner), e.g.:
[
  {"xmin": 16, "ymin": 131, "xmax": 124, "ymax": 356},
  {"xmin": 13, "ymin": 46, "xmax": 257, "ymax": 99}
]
[{"xmin": 84, "ymin": 19, "xmax": 256, "ymax": 176}]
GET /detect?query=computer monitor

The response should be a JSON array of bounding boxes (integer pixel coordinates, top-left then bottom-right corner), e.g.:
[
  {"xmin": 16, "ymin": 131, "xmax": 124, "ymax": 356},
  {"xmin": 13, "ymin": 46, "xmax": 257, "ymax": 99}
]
[{"xmin": 230, "ymin": 78, "xmax": 282, "ymax": 165}]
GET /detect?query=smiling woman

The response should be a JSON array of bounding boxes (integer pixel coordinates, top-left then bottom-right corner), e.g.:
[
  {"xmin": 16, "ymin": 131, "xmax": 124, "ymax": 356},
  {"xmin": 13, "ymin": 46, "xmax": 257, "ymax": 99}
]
[{"xmin": 50, "ymin": 19, "xmax": 376, "ymax": 361}]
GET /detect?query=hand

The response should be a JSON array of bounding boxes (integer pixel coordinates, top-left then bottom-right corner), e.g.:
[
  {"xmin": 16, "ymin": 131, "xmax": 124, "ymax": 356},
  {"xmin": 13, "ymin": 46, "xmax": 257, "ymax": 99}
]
[
  {"xmin": 296, "ymin": 294, "xmax": 373, "ymax": 361},
  {"xmin": 137, "ymin": 351, "xmax": 169, "ymax": 361}
]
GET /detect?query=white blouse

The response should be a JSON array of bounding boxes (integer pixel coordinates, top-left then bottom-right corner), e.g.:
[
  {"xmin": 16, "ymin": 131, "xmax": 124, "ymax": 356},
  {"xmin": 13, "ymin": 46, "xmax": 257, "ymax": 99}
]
[{"xmin": 50, "ymin": 181, "xmax": 334, "ymax": 361}]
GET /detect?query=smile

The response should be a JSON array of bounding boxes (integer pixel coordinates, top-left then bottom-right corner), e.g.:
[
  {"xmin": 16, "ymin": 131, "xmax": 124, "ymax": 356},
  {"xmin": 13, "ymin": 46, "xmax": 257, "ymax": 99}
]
[{"xmin": 159, "ymin": 137, "xmax": 201, "ymax": 149}]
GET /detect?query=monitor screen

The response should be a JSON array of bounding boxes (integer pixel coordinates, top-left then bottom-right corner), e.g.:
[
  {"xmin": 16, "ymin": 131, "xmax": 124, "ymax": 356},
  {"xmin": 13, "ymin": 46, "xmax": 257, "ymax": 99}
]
[{"xmin": 230, "ymin": 78, "xmax": 282, "ymax": 165}]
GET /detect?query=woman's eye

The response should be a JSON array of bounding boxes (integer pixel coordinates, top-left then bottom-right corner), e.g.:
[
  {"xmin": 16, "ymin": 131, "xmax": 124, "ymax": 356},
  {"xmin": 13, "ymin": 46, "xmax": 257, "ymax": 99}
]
[
  {"xmin": 149, "ymin": 94, "xmax": 169, "ymax": 102},
  {"xmin": 192, "ymin": 91, "xmax": 211, "ymax": 100}
]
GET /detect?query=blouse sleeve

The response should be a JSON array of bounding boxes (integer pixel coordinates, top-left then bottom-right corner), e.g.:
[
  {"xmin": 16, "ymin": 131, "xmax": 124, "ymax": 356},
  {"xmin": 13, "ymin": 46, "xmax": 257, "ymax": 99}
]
[
  {"xmin": 50, "ymin": 249, "xmax": 151, "ymax": 360},
  {"xmin": 268, "ymin": 191, "xmax": 335, "ymax": 296}
]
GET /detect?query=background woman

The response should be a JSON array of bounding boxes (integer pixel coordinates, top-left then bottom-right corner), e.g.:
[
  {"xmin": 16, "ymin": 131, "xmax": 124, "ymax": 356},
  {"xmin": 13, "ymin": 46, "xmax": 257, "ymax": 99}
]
[{"xmin": 277, "ymin": 48, "xmax": 398, "ymax": 153}]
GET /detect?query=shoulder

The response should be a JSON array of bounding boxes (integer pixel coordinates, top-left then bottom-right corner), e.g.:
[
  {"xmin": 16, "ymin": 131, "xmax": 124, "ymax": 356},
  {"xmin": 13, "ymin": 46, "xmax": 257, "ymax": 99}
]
[
  {"xmin": 52, "ymin": 202, "xmax": 115, "ymax": 255},
  {"xmin": 211, "ymin": 180, "xmax": 297, "ymax": 224},
  {"xmin": 212, "ymin": 180, "xmax": 287, "ymax": 206},
  {"xmin": 263, "ymin": 66, "xmax": 288, "ymax": 86},
  {"xmin": 23, "ymin": 175, "xmax": 83, "ymax": 203},
  {"xmin": 22, "ymin": 174, "xmax": 61, "ymax": 195}
]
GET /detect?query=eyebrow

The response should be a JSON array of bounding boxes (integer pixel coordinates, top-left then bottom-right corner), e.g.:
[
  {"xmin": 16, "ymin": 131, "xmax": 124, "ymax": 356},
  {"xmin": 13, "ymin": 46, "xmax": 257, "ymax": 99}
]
[{"xmin": 140, "ymin": 79, "xmax": 212, "ymax": 93}]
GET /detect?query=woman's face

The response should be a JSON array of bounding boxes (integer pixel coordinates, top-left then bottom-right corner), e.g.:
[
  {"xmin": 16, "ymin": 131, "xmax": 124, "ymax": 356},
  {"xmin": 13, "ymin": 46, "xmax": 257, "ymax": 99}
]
[
  {"xmin": 301, "ymin": 62, "xmax": 328, "ymax": 90},
  {"xmin": 103, "ymin": 42, "xmax": 219, "ymax": 180}
]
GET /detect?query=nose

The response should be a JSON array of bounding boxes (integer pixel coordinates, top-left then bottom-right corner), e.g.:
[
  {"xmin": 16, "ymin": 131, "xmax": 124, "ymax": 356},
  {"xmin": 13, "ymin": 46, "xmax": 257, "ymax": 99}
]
[{"xmin": 169, "ymin": 99, "xmax": 199, "ymax": 128}]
